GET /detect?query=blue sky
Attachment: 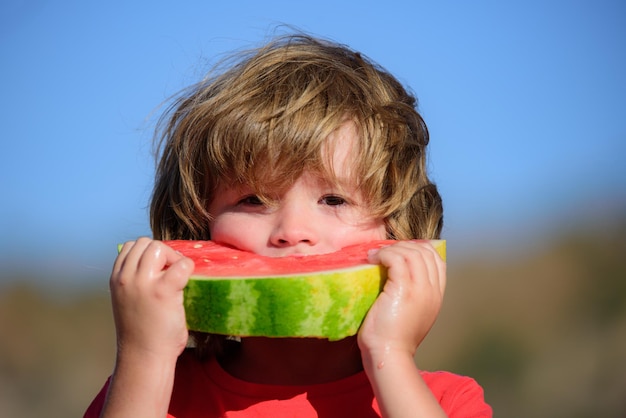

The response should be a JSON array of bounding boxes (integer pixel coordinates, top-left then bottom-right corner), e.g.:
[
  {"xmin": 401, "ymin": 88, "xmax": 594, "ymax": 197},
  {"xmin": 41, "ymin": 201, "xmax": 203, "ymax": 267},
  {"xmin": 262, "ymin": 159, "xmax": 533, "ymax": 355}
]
[{"xmin": 1, "ymin": 1, "xmax": 625, "ymax": 287}]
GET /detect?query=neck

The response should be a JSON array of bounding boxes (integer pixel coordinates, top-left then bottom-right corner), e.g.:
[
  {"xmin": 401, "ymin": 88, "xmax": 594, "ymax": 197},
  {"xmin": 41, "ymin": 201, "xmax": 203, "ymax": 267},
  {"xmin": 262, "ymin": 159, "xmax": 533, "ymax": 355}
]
[{"xmin": 219, "ymin": 336, "xmax": 363, "ymax": 385}]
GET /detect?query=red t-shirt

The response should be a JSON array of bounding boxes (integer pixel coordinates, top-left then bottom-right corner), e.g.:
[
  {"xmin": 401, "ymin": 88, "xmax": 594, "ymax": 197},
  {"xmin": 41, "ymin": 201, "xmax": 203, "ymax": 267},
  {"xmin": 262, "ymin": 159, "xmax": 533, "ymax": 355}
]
[{"xmin": 84, "ymin": 350, "xmax": 492, "ymax": 417}]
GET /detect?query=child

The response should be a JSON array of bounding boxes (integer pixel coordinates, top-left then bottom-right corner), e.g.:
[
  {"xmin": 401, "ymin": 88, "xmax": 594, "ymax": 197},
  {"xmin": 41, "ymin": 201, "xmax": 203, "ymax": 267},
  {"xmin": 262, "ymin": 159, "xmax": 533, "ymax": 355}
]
[{"xmin": 84, "ymin": 34, "xmax": 492, "ymax": 417}]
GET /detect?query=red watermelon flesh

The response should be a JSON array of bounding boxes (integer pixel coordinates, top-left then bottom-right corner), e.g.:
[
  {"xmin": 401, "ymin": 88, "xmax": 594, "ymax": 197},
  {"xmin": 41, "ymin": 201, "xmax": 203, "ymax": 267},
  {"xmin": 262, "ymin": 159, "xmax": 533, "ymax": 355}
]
[{"xmin": 166, "ymin": 240, "xmax": 401, "ymax": 277}]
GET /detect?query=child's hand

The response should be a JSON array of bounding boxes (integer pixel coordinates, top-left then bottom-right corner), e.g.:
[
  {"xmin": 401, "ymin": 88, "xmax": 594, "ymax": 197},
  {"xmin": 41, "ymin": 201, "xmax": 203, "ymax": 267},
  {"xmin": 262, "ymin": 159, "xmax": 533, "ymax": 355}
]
[
  {"xmin": 357, "ymin": 241, "xmax": 446, "ymax": 362},
  {"xmin": 110, "ymin": 237, "xmax": 194, "ymax": 360}
]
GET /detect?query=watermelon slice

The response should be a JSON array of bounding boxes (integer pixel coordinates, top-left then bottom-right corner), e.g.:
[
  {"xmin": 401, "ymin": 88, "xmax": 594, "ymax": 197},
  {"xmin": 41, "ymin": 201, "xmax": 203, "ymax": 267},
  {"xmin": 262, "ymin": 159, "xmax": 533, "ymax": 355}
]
[{"xmin": 163, "ymin": 240, "xmax": 446, "ymax": 340}]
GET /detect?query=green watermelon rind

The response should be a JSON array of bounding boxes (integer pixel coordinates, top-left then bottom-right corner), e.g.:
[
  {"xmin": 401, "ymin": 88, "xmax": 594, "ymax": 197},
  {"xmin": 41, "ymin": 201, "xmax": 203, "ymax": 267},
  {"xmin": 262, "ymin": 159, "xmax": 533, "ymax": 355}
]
[{"xmin": 183, "ymin": 263, "xmax": 386, "ymax": 341}]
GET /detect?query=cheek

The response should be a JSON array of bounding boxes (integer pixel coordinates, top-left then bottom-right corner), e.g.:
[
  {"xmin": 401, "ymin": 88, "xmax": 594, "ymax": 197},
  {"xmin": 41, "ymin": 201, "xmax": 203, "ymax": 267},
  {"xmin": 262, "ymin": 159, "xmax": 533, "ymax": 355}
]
[
  {"xmin": 209, "ymin": 215, "xmax": 267, "ymax": 251},
  {"xmin": 365, "ymin": 221, "xmax": 388, "ymax": 241},
  {"xmin": 332, "ymin": 219, "xmax": 387, "ymax": 248},
  {"xmin": 208, "ymin": 219, "xmax": 226, "ymax": 241},
  {"xmin": 376, "ymin": 222, "xmax": 388, "ymax": 239},
  {"xmin": 209, "ymin": 215, "xmax": 241, "ymax": 241}
]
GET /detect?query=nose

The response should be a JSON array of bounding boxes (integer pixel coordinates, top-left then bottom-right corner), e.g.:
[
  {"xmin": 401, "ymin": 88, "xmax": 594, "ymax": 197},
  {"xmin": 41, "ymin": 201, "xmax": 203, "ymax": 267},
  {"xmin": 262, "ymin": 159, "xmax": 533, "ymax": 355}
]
[{"xmin": 269, "ymin": 201, "xmax": 318, "ymax": 248}]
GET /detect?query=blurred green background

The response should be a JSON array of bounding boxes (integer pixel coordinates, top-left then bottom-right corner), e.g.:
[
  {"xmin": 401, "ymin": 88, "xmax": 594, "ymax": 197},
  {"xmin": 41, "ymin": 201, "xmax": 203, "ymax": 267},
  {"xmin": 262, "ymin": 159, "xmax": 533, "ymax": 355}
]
[{"xmin": 1, "ymin": 1, "xmax": 625, "ymax": 417}]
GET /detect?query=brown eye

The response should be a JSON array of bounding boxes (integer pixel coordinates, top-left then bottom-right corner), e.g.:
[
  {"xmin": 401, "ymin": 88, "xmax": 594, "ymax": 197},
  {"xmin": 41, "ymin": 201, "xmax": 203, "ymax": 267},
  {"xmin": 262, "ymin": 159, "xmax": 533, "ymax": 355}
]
[
  {"xmin": 238, "ymin": 195, "xmax": 263, "ymax": 205},
  {"xmin": 321, "ymin": 195, "xmax": 347, "ymax": 206}
]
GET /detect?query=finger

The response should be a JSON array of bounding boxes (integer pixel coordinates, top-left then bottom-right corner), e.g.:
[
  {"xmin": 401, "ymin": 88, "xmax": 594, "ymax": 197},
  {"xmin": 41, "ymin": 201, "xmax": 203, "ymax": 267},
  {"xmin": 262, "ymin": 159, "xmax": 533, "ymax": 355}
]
[
  {"xmin": 415, "ymin": 241, "xmax": 447, "ymax": 295},
  {"xmin": 134, "ymin": 240, "xmax": 186, "ymax": 279},
  {"xmin": 112, "ymin": 240, "xmax": 135, "ymax": 276},
  {"xmin": 119, "ymin": 237, "xmax": 155, "ymax": 274},
  {"xmin": 111, "ymin": 238, "xmax": 154, "ymax": 287},
  {"xmin": 378, "ymin": 242, "xmax": 425, "ymax": 277},
  {"xmin": 411, "ymin": 242, "xmax": 440, "ymax": 287},
  {"xmin": 367, "ymin": 241, "xmax": 412, "ymax": 266},
  {"xmin": 396, "ymin": 241, "xmax": 443, "ymax": 282},
  {"xmin": 370, "ymin": 245, "xmax": 413, "ymax": 289},
  {"xmin": 163, "ymin": 256, "xmax": 195, "ymax": 290},
  {"xmin": 375, "ymin": 242, "xmax": 443, "ymax": 295},
  {"xmin": 160, "ymin": 242, "xmax": 189, "ymax": 266}
]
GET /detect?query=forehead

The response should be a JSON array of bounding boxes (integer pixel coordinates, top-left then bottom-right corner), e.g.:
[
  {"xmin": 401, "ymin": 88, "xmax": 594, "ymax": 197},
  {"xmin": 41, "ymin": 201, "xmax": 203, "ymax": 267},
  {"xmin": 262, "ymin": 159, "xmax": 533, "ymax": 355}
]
[{"xmin": 322, "ymin": 120, "xmax": 359, "ymax": 180}]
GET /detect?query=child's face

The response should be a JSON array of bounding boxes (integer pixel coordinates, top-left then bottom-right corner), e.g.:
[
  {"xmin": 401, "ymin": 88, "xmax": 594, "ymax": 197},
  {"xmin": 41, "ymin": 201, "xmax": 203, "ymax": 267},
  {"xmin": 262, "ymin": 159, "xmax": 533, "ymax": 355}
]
[{"xmin": 208, "ymin": 122, "xmax": 386, "ymax": 257}]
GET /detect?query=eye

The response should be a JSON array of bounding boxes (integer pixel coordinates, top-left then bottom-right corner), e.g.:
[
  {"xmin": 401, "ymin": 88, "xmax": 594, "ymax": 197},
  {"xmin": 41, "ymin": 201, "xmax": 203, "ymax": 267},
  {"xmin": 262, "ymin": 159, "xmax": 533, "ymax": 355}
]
[
  {"xmin": 320, "ymin": 194, "xmax": 347, "ymax": 206},
  {"xmin": 237, "ymin": 195, "xmax": 263, "ymax": 206}
]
